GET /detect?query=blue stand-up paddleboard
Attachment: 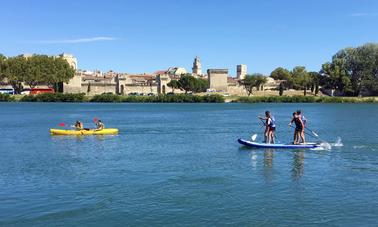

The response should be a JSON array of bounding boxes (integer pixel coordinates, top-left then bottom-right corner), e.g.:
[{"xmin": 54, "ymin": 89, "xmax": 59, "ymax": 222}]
[{"xmin": 238, "ymin": 138, "xmax": 320, "ymax": 149}]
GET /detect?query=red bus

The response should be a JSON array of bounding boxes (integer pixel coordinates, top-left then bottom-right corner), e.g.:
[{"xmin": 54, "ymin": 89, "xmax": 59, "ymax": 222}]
[{"xmin": 30, "ymin": 88, "xmax": 55, "ymax": 95}]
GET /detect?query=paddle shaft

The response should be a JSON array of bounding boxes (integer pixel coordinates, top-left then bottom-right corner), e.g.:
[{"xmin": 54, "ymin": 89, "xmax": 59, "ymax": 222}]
[{"xmin": 289, "ymin": 125, "xmax": 318, "ymax": 139}]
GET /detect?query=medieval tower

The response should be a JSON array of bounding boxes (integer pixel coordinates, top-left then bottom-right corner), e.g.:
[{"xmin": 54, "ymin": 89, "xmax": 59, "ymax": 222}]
[
  {"xmin": 192, "ymin": 56, "xmax": 202, "ymax": 76},
  {"xmin": 237, "ymin": 64, "xmax": 247, "ymax": 80}
]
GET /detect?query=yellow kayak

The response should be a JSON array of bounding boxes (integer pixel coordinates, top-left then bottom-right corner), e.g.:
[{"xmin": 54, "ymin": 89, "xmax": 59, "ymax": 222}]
[{"xmin": 50, "ymin": 128, "xmax": 119, "ymax": 135}]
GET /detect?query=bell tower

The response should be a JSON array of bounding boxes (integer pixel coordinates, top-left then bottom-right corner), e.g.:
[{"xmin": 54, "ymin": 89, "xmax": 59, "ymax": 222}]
[{"xmin": 192, "ymin": 56, "xmax": 202, "ymax": 76}]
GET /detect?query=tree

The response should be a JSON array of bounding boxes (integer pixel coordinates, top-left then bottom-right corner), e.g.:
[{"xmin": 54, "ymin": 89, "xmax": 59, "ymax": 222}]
[
  {"xmin": 239, "ymin": 74, "xmax": 267, "ymax": 96},
  {"xmin": 194, "ymin": 78, "xmax": 209, "ymax": 93},
  {"xmin": 167, "ymin": 80, "xmax": 180, "ymax": 93},
  {"xmin": 292, "ymin": 66, "xmax": 312, "ymax": 96},
  {"xmin": 178, "ymin": 74, "xmax": 197, "ymax": 93},
  {"xmin": 320, "ymin": 61, "xmax": 351, "ymax": 95},
  {"xmin": 279, "ymin": 82, "xmax": 284, "ymax": 96},
  {"xmin": 176, "ymin": 74, "xmax": 208, "ymax": 93},
  {"xmin": 270, "ymin": 67, "xmax": 293, "ymax": 88},
  {"xmin": 321, "ymin": 43, "xmax": 378, "ymax": 96},
  {"xmin": 45, "ymin": 57, "xmax": 75, "ymax": 90},
  {"xmin": 3, "ymin": 56, "xmax": 28, "ymax": 94},
  {"xmin": 0, "ymin": 54, "xmax": 7, "ymax": 81}
]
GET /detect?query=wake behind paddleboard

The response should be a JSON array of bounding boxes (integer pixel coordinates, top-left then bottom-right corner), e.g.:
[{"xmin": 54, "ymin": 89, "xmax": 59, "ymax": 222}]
[{"xmin": 238, "ymin": 138, "xmax": 320, "ymax": 149}]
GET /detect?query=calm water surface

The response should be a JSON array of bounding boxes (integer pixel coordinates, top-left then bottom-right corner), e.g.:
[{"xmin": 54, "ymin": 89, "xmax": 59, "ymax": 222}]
[{"xmin": 0, "ymin": 103, "xmax": 377, "ymax": 226}]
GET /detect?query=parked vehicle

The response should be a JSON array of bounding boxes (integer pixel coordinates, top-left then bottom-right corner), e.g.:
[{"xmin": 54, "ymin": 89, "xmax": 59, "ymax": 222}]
[
  {"xmin": 0, "ymin": 88, "xmax": 15, "ymax": 95},
  {"xmin": 147, "ymin": 93, "xmax": 155, "ymax": 96},
  {"xmin": 21, "ymin": 89, "xmax": 31, "ymax": 95},
  {"xmin": 30, "ymin": 88, "xmax": 54, "ymax": 95}
]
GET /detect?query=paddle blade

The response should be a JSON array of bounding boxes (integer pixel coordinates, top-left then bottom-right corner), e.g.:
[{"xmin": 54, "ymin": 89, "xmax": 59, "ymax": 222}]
[
  {"xmin": 312, "ymin": 132, "xmax": 319, "ymax": 137},
  {"xmin": 251, "ymin": 134, "xmax": 258, "ymax": 141},
  {"xmin": 59, "ymin": 123, "xmax": 65, "ymax": 127},
  {"xmin": 93, "ymin": 117, "xmax": 98, "ymax": 122}
]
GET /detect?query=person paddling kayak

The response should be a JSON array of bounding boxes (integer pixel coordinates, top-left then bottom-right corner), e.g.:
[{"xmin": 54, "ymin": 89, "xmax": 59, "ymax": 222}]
[
  {"xmin": 289, "ymin": 112, "xmax": 304, "ymax": 144},
  {"xmin": 74, "ymin": 121, "xmax": 83, "ymax": 130},
  {"xmin": 258, "ymin": 111, "xmax": 276, "ymax": 144},
  {"xmin": 96, "ymin": 119, "xmax": 105, "ymax": 131}
]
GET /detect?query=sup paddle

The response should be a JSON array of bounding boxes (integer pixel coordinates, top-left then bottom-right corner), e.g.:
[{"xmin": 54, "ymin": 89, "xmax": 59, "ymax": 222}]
[
  {"xmin": 289, "ymin": 125, "xmax": 318, "ymax": 139},
  {"xmin": 304, "ymin": 126, "xmax": 319, "ymax": 137},
  {"xmin": 251, "ymin": 134, "xmax": 258, "ymax": 141}
]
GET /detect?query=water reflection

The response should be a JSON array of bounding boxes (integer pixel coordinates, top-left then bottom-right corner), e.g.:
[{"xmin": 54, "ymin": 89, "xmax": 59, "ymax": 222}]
[
  {"xmin": 247, "ymin": 148, "xmax": 306, "ymax": 181},
  {"xmin": 291, "ymin": 150, "xmax": 305, "ymax": 180},
  {"xmin": 263, "ymin": 149, "xmax": 274, "ymax": 181}
]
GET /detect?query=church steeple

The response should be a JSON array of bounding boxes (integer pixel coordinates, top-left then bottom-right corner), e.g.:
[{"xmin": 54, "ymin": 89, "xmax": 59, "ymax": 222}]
[{"xmin": 192, "ymin": 56, "xmax": 202, "ymax": 75}]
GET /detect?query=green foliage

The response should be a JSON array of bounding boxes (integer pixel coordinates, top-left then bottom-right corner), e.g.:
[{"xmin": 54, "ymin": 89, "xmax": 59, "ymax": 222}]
[
  {"xmin": 239, "ymin": 74, "xmax": 268, "ymax": 96},
  {"xmin": 292, "ymin": 66, "xmax": 312, "ymax": 96},
  {"xmin": 0, "ymin": 93, "xmax": 15, "ymax": 102},
  {"xmin": 89, "ymin": 94, "xmax": 225, "ymax": 103},
  {"xmin": 270, "ymin": 67, "xmax": 293, "ymax": 88},
  {"xmin": 90, "ymin": 93, "xmax": 122, "ymax": 102},
  {"xmin": 0, "ymin": 54, "xmax": 75, "ymax": 93},
  {"xmin": 237, "ymin": 96, "xmax": 377, "ymax": 103},
  {"xmin": 176, "ymin": 74, "xmax": 209, "ymax": 93},
  {"xmin": 167, "ymin": 80, "xmax": 180, "ymax": 93},
  {"xmin": 320, "ymin": 43, "xmax": 378, "ymax": 96},
  {"xmin": 20, "ymin": 93, "xmax": 86, "ymax": 102}
]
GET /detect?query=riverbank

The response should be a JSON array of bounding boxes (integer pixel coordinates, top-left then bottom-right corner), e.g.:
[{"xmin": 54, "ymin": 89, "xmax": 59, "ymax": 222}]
[
  {"xmin": 1, "ymin": 93, "xmax": 377, "ymax": 103},
  {"xmin": 235, "ymin": 96, "xmax": 378, "ymax": 103}
]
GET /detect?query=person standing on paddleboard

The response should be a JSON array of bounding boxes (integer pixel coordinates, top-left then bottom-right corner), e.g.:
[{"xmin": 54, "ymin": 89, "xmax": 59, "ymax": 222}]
[
  {"xmin": 289, "ymin": 112, "xmax": 304, "ymax": 144},
  {"xmin": 258, "ymin": 111, "xmax": 276, "ymax": 144},
  {"xmin": 296, "ymin": 110, "xmax": 306, "ymax": 143}
]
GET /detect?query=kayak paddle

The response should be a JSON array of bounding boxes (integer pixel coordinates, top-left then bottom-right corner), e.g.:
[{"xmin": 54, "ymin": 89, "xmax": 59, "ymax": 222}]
[{"xmin": 59, "ymin": 123, "xmax": 66, "ymax": 127}]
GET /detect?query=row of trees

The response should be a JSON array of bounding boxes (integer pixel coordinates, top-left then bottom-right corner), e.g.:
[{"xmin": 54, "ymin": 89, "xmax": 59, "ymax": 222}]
[
  {"xmin": 270, "ymin": 66, "xmax": 320, "ymax": 96},
  {"xmin": 0, "ymin": 54, "xmax": 75, "ymax": 93},
  {"xmin": 270, "ymin": 43, "xmax": 378, "ymax": 96},
  {"xmin": 167, "ymin": 74, "xmax": 208, "ymax": 93}
]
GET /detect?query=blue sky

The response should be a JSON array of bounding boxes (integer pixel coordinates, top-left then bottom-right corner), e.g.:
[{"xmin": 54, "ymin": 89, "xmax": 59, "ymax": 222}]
[{"xmin": 1, "ymin": 0, "xmax": 377, "ymax": 75}]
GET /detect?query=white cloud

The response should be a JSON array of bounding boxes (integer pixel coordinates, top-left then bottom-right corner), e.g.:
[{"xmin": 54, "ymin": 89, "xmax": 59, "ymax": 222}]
[
  {"xmin": 350, "ymin": 13, "xmax": 378, "ymax": 17},
  {"xmin": 37, "ymin": 36, "xmax": 117, "ymax": 44}
]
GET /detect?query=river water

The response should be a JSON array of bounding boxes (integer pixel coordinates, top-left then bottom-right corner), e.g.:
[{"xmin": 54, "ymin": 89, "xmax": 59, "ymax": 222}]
[{"xmin": 0, "ymin": 103, "xmax": 377, "ymax": 226}]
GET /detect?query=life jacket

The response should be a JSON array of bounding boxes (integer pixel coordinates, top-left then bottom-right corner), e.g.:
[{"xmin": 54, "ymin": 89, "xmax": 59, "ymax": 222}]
[{"xmin": 268, "ymin": 116, "xmax": 276, "ymax": 128}]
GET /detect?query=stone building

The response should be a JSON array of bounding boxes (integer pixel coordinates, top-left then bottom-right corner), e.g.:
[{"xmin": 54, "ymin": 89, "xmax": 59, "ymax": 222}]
[
  {"xmin": 237, "ymin": 64, "xmax": 247, "ymax": 80},
  {"xmin": 207, "ymin": 69, "xmax": 228, "ymax": 92}
]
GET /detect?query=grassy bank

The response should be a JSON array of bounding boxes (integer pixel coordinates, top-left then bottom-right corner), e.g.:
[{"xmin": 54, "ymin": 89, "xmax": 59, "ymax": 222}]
[
  {"xmin": 0, "ymin": 94, "xmax": 16, "ymax": 102},
  {"xmin": 236, "ymin": 95, "xmax": 378, "ymax": 103},
  {"xmin": 90, "ymin": 94, "xmax": 225, "ymax": 103},
  {"xmin": 0, "ymin": 93, "xmax": 224, "ymax": 103},
  {"xmin": 1, "ymin": 93, "xmax": 377, "ymax": 103}
]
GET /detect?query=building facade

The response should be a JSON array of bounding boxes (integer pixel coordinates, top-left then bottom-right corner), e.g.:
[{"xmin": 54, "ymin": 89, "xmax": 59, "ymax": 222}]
[{"xmin": 207, "ymin": 69, "xmax": 228, "ymax": 92}]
